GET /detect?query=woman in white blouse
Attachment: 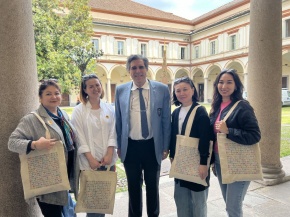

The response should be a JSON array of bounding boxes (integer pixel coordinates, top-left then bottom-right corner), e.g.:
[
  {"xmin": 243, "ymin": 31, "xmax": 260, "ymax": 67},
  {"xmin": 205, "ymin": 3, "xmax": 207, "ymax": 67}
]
[{"xmin": 71, "ymin": 74, "xmax": 117, "ymax": 217}]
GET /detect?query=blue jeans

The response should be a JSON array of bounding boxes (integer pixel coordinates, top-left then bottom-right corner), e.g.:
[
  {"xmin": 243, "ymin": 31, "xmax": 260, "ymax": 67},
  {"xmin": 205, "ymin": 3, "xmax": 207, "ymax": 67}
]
[
  {"xmin": 174, "ymin": 181, "xmax": 208, "ymax": 217},
  {"xmin": 62, "ymin": 192, "xmax": 76, "ymax": 217},
  {"xmin": 214, "ymin": 153, "xmax": 250, "ymax": 217}
]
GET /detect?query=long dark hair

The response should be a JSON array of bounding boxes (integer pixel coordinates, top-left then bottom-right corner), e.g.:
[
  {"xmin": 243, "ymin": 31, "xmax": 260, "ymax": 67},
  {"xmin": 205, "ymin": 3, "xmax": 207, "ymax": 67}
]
[
  {"xmin": 209, "ymin": 69, "xmax": 244, "ymax": 116},
  {"xmin": 172, "ymin": 76, "xmax": 199, "ymax": 106}
]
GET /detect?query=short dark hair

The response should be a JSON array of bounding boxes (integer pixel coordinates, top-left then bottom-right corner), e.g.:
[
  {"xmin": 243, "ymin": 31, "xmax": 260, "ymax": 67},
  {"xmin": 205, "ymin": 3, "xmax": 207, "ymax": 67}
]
[
  {"xmin": 38, "ymin": 79, "xmax": 61, "ymax": 97},
  {"xmin": 126, "ymin": 54, "xmax": 149, "ymax": 71},
  {"xmin": 172, "ymin": 76, "xmax": 199, "ymax": 106},
  {"xmin": 79, "ymin": 74, "xmax": 104, "ymax": 104},
  {"xmin": 210, "ymin": 69, "xmax": 244, "ymax": 116}
]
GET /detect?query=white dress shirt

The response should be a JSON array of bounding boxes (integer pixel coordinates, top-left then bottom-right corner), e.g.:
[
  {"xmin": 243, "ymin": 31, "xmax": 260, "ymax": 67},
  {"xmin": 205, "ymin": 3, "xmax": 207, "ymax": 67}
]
[{"xmin": 129, "ymin": 80, "xmax": 153, "ymax": 140}]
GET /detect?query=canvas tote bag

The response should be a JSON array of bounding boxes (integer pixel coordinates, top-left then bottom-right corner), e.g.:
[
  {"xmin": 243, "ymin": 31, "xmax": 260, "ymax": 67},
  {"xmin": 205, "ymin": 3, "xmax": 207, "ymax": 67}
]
[
  {"xmin": 75, "ymin": 167, "xmax": 117, "ymax": 214},
  {"xmin": 169, "ymin": 105, "xmax": 213, "ymax": 186},
  {"xmin": 217, "ymin": 100, "xmax": 263, "ymax": 184},
  {"xmin": 19, "ymin": 112, "xmax": 70, "ymax": 200}
]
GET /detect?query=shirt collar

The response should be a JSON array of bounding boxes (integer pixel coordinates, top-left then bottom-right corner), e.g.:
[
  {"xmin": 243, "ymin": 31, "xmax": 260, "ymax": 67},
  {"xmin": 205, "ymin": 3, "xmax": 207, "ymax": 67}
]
[
  {"xmin": 131, "ymin": 79, "xmax": 150, "ymax": 90},
  {"xmin": 85, "ymin": 100, "xmax": 104, "ymax": 109}
]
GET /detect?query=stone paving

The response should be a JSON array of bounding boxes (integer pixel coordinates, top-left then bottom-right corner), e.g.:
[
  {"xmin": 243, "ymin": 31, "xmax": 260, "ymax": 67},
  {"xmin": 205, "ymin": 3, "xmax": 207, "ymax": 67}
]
[{"xmin": 78, "ymin": 156, "xmax": 290, "ymax": 217}]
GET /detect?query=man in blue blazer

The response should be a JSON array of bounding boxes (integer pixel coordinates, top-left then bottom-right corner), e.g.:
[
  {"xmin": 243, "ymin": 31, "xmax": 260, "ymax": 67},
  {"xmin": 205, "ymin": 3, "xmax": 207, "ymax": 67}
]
[{"xmin": 115, "ymin": 54, "xmax": 171, "ymax": 217}]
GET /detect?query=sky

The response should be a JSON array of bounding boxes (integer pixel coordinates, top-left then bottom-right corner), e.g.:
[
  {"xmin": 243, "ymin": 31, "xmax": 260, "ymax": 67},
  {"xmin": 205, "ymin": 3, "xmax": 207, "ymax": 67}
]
[{"xmin": 133, "ymin": 0, "xmax": 234, "ymax": 20}]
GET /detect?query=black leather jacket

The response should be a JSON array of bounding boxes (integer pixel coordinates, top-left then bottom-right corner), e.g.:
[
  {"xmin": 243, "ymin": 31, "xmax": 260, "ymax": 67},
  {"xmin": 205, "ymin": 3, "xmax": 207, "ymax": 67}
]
[{"xmin": 210, "ymin": 100, "xmax": 261, "ymax": 145}]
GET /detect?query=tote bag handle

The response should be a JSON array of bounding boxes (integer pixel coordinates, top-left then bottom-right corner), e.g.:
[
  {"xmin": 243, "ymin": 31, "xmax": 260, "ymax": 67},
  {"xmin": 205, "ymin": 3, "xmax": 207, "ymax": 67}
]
[
  {"xmin": 222, "ymin": 100, "xmax": 242, "ymax": 122},
  {"xmin": 31, "ymin": 112, "xmax": 51, "ymax": 139},
  {"xmin": 184, "ymin": 105, "xmax": 201, "ymax": 136}
]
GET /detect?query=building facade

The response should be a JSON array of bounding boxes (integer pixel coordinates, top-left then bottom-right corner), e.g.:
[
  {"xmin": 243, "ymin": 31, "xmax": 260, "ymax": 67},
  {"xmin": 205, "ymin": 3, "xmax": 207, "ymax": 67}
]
[{"xmin": 79, "ymin": 0, "xmax": 290, "ymax": 104}]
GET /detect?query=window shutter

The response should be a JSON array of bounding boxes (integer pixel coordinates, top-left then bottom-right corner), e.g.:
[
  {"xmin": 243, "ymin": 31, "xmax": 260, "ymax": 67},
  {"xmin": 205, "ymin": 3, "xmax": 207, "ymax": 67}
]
[
  {"xmin": 114, "ymin": 40, "xmax": 118, "ymax": 55},
  {"xmin": 123, "ymin": 41, "xmax": 126, "ymax": 55},
  {"xmin": 236, "ymin": 34, "xmax": 240, "ymax": 49}
]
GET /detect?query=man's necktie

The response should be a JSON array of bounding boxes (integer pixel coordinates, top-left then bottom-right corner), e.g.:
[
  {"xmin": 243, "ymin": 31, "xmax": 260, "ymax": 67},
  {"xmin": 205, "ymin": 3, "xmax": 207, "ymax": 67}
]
[{"xmin": 138, "ymin": 88, "xmax": 149, "ymax": 139}]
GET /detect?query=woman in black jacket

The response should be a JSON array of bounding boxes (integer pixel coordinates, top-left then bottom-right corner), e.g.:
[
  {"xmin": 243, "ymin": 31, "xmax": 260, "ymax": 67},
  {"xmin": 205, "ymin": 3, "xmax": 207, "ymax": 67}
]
[
  {"xmin": 209, "ymin": 69, "xmax": 261, "ymax": 217},
  {"xmin": 169, "ymin": 77, "xmax": 212, "ymax": 217}
]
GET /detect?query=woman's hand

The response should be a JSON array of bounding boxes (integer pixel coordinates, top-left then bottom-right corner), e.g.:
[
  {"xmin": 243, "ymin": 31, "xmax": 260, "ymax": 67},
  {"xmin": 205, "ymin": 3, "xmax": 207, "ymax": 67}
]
[
  {"xmin": 102, "ymin": 154, "xmax": 113, "ymax": 166},
  {"xmin": 88, "ymin": 158, "xmax": 102, "ymax": 170},
  {"xmin": 215, "ymin": 121, "xmax": 229, "ymax": 134},
  {"xmin": 102, "ymin": 146, "xmax": 114, "ymax": 166},
  {"xmin": 32, "ymin": 137, "xmax": 57, "ymax": 150},
  {"xmin": 198, "ymin": 165, "xmax": 208, "ymax": 180},
  {"xmin": 84, "ymin": 152, "xmax": 101, "ymax": 170}
]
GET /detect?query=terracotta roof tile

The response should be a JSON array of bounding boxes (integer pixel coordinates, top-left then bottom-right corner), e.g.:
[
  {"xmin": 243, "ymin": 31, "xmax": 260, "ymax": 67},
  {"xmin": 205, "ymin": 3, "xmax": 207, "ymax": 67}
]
[
  {"xmin": 192, "ymin": 0, "xmax": 247, "ymax": 23},
  {"xmin": 89, "ymin": 0, "xmax": 191, "ymax": 23}
]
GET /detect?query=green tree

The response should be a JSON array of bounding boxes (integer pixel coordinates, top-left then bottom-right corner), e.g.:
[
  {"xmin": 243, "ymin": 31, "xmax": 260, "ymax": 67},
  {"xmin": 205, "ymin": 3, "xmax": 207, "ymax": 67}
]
[
  {"xmin": 32, "ymin": 0, "xmax": 94, "ymax": 93},
  {"xmin": 69, "ymin": 47, "xmax": 104, "ymax": 76}
]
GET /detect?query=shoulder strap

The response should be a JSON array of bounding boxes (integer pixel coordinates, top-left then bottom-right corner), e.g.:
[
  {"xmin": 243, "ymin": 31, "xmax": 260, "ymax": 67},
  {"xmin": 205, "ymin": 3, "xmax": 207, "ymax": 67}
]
[
  {"xmin": 222, "ymin": 100, "xmax": 241, "ymax": 122},
  {"xmin": 31, "ymin": 112, "xmax": 51, "ymax": 139},
  {"xmin": 184, "ymin": 105, "xmax": 201, "ymax": 136}
]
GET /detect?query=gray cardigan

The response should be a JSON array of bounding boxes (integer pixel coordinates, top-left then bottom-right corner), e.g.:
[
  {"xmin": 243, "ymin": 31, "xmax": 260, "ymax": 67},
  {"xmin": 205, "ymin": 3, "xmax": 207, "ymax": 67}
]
[{"xmin": 8, "ymin": 104, "xmax": 79, "ymax": 206}]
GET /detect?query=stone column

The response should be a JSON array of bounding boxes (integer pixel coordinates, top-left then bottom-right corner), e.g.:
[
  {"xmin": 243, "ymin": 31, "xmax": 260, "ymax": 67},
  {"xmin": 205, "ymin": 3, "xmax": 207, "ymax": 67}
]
[
  {"xmin": 0, "ymin": 0, "xmax": 41, "ymax": 216},
  {"xmin": 243, "ymin": 72, "xmax": 248, "ymax": 91},
  {"xmin": 204, "ymin": 77, "xmax": 208, "ymax": 103},
  {"xmin": 107, "ymin": 77, "xmax": 111, "ymax": 103},
  {"xmin": 248, "ymin": 0, "xmax": 289, "ymax": 185}
]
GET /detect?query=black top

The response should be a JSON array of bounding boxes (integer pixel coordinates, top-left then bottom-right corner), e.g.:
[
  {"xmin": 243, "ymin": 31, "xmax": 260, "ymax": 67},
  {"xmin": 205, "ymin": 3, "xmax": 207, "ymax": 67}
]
[
  {"xmin": 210, "ymin": 100, "xmax": 261, "ymax": 145},
  {"xmin": 169, "ymin": 102, "xmax": 213, "ymax": 192}
]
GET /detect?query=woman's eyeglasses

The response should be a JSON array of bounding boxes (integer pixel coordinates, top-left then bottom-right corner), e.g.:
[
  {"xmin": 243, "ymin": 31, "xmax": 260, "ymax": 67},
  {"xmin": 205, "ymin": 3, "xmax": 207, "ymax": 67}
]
[
  {"xmin": 39, "ymin": 78, "xmax": 58, "ymax": 83},
  {"xmin": 82, "ymin": 74, "xmax": 98, "ymax": 78},
  {"xmin": 173, "ymin": 77, "xmax": 194, "ymax": 87}
]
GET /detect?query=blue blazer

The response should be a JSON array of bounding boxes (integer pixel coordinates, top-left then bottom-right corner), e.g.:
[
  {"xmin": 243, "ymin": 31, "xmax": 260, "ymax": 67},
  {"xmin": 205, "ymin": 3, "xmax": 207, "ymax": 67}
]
[{"xmin": 115, "ymin": 80, "xmax": 171, "ymax": 164}]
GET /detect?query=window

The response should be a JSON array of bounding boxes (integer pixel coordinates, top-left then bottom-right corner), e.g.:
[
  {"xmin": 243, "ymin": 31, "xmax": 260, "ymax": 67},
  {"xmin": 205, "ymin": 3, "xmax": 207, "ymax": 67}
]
[
  {"xmin": 229, "ymin": 35, "xmax": 236, "ymax": 50},
  {"xmin": 195, "ymin": 46, "xmax": 200, "ymax": 58},
  {"xmin": 92, "ymin": 39, "xmax": 99, "ymax": 51},
  {"xmin": 141, "ymin": 43, "xmax": 147, "ymax": 57},
  {"xmin": 210, "ymin": 41, "xmax": 216, "ymax": 55},
  {"xmin": 117, "ymin": 41, "xmax": 124, "ymax": 55},
  {"xmin": 180, "ymin": 47, "xmax": 185, "ymax": 59},
  {"xmin": 282, "ymin": 76, "xmax": 288, "ymax": 89},
  {"xmin": 286, "ymin": 19, "xmax": 290, "ymax": 37}
]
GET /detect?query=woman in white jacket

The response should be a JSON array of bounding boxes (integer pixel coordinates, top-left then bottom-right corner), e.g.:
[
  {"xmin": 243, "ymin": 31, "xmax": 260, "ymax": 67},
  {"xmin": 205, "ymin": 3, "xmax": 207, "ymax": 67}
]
[{"xmin": 71, "ymin": 74, "xmax": 117, "ymax": 217}]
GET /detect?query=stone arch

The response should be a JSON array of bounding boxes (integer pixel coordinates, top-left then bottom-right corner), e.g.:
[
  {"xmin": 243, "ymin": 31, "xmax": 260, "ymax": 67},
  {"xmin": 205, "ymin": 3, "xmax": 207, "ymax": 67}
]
[
  {"xmin": 147, "ymin": 67, "xmax": 155, "ymax": 80},
  {"xmin": 110, "ymin": 65, "xmax": 128, "ymax": 102},
  {"xmin": 224, "ymin": 60, "xmax": 246, "ymax": 88},
  {"xmin": 174, "ymin": 67, "xmax": 190, "ymax": 79},
  {"xmin": 192, "ymin": 67, "xmax": 205, "ymax": 102},
  {"xmin": 155, "ymin": 67, "xmax": 173, "ymax": 91},
  {"xmin": 204, "ymin": 64, "xmax": 222, "ymax": 103}
]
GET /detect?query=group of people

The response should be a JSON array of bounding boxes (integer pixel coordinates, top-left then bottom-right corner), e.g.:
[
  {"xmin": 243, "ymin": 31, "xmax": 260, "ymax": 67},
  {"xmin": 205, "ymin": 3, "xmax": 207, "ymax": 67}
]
[{"xmin": 8, "ymin": 54, "xmax": 260, "ymax": 217}]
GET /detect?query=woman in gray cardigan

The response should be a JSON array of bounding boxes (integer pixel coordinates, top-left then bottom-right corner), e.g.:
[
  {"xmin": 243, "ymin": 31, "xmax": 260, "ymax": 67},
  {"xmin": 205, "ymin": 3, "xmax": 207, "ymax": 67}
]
[{"xmin": 8, "ymin": 80, "xmax": 79, "ymax": 217}]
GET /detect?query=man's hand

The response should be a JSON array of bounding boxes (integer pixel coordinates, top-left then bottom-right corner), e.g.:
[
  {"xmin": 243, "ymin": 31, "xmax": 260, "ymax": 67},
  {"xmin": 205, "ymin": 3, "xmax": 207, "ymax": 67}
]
[{"xmin": 162, "ymin": 150, "xmax": 169, "ymax": 160}]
